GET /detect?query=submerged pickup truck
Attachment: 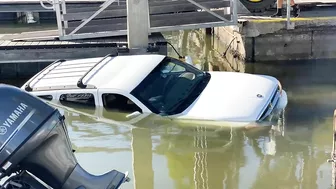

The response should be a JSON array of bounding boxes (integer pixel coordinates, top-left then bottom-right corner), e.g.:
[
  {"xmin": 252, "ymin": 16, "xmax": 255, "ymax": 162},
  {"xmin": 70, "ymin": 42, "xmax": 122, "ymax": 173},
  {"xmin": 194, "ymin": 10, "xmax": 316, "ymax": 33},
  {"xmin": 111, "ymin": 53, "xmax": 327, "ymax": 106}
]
[{"xmin": 21, "ymin": 54, "xmax": 288, "ymax": 127}]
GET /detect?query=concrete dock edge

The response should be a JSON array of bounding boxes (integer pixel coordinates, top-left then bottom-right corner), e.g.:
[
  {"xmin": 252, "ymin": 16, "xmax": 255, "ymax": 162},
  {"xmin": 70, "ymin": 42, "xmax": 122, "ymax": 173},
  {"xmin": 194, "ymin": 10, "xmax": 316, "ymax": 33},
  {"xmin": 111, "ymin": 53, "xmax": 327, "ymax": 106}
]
[{"xmin": 214, "ymin": 17, "xmax": 336, "ymax": 63}]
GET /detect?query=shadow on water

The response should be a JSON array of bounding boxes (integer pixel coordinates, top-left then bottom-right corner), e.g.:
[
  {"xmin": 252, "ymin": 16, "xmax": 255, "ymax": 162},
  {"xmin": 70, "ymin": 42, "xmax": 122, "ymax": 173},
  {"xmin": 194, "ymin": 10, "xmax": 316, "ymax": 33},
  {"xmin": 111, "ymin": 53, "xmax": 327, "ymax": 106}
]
[
  {"xmin": 0, "ymin": 29, "xmax": 335, "ymax": 189},
  {"xmin": 0, "ymin": 22, "xmax": 56, "ymax": 34}
]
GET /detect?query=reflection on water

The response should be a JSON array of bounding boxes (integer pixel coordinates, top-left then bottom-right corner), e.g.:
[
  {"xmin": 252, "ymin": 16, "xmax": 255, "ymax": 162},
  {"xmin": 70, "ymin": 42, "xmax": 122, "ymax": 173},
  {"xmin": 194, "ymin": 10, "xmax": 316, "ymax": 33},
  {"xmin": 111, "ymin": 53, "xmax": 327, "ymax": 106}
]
[
  {"xmin": 164, "ymin": 30, "xmax": 245, "ymax": 73},
  {"xmin": 0, "ymin": 22, "xmax": 56, "ymax": 34},
  {"xmin": 0, "ymin": 29, "xmax": 335, "ymax": 189},
  {"xmin": 59, "ymin": 104, "xmax": 331, "ymax": 189}
]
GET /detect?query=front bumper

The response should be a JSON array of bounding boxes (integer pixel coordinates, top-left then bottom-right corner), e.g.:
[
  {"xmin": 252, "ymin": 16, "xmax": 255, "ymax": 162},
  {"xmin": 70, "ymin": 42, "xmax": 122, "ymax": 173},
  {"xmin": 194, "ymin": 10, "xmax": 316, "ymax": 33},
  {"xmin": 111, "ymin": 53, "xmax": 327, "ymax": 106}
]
[
  {"xmin": 274, "ymin": 90, "xmax": 288, "ymax": 111},
  {"xmin": 258, "ymin": 88, "xmax": 288, "ymax": 121}
]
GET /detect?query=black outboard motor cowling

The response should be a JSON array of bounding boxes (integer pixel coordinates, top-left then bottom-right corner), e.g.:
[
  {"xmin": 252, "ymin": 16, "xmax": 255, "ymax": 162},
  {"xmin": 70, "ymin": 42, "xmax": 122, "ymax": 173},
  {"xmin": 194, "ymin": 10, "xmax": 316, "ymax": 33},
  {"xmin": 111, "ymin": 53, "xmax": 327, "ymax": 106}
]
[{"xmin": 0, "ymin": 84, "xmax": 129, "ymax": 189}]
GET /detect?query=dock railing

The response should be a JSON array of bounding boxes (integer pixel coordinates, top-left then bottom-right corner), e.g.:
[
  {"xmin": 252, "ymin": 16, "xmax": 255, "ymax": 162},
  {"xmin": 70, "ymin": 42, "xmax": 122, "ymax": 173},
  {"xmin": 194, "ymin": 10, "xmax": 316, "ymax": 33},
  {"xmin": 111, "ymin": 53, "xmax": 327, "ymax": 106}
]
[
  {"xmin": 40, "ymin": 0, "xmax": 238, "ymax": 46},
  {"xmin": 39, "ymin": 0, "xmax": 67, "ymax": 36}
]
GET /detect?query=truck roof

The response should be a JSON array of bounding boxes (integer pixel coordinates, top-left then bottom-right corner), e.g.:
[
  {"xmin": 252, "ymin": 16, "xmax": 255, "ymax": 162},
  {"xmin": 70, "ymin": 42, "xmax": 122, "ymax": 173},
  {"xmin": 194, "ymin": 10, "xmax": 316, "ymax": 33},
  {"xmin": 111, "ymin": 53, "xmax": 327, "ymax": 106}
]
[{"xmin": 24, "ymin": 54, "xmax": 166, "ymax": 93}]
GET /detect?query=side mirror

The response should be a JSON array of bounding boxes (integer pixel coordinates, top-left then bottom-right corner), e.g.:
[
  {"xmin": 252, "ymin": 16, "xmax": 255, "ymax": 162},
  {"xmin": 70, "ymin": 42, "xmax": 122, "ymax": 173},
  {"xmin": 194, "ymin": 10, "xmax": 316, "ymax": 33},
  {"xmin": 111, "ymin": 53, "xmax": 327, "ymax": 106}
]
[{"xmin": 126, "ymin": 111, "xmax": 141, "ymax": 119}]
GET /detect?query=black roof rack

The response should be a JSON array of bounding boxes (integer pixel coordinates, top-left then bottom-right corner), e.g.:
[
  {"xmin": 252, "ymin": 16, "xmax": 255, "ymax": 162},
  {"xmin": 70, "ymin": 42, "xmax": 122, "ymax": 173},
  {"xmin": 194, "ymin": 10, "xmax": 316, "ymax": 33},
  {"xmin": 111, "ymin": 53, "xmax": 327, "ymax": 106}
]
[
  {"xmin": 77, "ymin": 53, "xmax": 117, "ymax": 89},
  {"xmin": 24, "ymin": 59, "xmax": 66, "ymax": 92}
]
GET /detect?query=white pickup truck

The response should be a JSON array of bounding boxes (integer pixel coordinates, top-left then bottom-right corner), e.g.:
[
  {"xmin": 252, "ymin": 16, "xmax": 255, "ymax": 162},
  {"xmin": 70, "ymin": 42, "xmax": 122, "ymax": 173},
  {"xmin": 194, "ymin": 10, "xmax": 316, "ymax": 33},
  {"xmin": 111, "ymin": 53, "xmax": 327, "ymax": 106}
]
[{"xmin": 21, "ymin": 54, "xmax": 288, "ymax": 127}]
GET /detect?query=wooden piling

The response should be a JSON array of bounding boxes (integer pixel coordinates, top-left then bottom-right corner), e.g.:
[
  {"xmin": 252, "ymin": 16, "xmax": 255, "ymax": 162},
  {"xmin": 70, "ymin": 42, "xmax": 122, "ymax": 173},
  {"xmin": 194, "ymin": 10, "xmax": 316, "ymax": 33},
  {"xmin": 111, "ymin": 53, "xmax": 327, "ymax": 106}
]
[
  {"xmin": 328, "ymin": 109, "xmax": 336, "ymax": 188},
  {"xmin": 333, "ymin": 110, "xmax": 336, "ymax": 187}
]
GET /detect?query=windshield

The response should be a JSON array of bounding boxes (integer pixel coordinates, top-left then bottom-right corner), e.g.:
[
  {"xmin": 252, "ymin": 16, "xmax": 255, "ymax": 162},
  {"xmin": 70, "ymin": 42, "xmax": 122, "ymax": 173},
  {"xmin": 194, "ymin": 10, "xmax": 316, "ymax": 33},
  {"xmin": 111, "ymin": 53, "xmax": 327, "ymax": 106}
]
[{"xmin": 131, "ymin": 57, "xmax": 210, "ymax": 115}]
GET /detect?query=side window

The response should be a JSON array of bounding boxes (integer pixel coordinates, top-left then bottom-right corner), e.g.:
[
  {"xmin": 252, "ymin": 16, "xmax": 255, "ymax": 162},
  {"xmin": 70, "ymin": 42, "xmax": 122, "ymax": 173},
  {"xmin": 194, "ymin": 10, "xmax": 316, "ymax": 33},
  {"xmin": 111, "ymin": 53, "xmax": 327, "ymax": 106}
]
[
  {"xmin": 102, "ymin": 93, "xmax": 142, "ymax": 113},
  {"xmin": 38, "ymin": 95, "xmax": 53, "ymax": 101},
  {"xmin": 59, "ymin": 93, "xmax": 96, "ymax": 108}
]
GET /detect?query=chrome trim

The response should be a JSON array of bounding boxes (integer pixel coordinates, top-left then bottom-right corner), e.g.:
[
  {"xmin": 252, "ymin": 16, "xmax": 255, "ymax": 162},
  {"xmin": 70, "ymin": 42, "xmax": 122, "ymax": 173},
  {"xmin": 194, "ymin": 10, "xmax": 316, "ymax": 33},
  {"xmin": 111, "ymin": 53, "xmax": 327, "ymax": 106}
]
[{"xmin": 257, "ymin": 86, "xmax": 281, "ymax": 121}]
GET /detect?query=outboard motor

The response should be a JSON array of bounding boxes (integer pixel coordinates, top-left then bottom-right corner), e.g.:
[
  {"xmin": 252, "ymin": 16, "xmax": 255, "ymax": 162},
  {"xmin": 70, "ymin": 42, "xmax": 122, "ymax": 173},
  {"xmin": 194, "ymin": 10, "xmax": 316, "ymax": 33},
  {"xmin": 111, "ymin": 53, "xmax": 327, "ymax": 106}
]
[{"xmin": 0, "ymin": 84, "xmax": 130, "ymax": 189}]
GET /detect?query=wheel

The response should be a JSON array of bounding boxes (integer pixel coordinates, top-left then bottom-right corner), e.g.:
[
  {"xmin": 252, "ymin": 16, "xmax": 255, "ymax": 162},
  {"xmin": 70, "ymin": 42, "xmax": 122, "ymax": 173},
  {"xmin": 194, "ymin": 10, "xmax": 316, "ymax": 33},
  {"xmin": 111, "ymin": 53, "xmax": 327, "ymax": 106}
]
[{"xmin": 240, "ymin": 0, "xmax": 276, "ymax": 13}]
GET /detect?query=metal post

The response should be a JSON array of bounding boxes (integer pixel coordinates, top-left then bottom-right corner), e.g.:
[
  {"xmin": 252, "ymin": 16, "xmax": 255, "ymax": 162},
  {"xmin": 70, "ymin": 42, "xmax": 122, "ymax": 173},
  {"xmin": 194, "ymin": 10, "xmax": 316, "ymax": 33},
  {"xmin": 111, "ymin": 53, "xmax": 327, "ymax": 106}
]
[
  {"xmin": 232, "ymin": 0, "xmax": 238, "ymax": 24},
  {"xmin": 127, "ymin": 0, "xmax": 150, "ymax": 49},
  {"xmin": 286, "ymin": 0, "xmax": 292, "ymax": 29},
  {"xmin": 61, "ymin": 0, "xmax": 68, "ymax": 28},
  {"xmin": 148, "ymin": 2, "xmax": 151, "ymax": 36},
  {"xmin": 54, "ymin": 0, "xmax": 64, "ymax": 37}
]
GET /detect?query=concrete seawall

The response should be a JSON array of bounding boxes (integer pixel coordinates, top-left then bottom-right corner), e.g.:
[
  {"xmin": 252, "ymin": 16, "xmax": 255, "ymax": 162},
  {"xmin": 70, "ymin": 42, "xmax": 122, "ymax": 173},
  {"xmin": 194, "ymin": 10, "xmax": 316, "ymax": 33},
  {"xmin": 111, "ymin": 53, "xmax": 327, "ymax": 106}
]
[{"xmin": 214, "ymin": 16, "xmax": 336, "ymax": 62}]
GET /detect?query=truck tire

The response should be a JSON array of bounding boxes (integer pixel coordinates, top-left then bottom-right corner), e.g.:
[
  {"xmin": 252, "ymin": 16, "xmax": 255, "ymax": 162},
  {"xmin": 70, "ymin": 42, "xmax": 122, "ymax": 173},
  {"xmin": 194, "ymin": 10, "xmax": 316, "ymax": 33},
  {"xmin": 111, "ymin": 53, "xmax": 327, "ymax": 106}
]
[{"xmin": 240, "ymin": 0, "xmax": 276, "ymax": 13}]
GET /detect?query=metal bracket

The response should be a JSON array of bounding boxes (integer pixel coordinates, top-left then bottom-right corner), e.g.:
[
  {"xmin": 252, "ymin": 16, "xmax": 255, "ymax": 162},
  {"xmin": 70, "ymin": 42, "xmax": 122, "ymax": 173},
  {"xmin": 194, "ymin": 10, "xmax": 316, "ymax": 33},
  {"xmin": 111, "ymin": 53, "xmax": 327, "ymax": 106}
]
[
  {"xmin": 328, "ymin": 159, "xmax": 336, "ymax": 163},
  {"xmin": 39, "ymin": 0, "xmax": 55, "ymax": 10}
]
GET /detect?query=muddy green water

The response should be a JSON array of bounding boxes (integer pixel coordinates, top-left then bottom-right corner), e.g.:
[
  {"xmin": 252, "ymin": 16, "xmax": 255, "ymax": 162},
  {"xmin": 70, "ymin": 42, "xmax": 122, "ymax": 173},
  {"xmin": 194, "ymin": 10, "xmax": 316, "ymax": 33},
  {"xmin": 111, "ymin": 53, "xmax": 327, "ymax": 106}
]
[{"xmin": 1, "ymin": 28, "xmax": 335, "ymax": 189}]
